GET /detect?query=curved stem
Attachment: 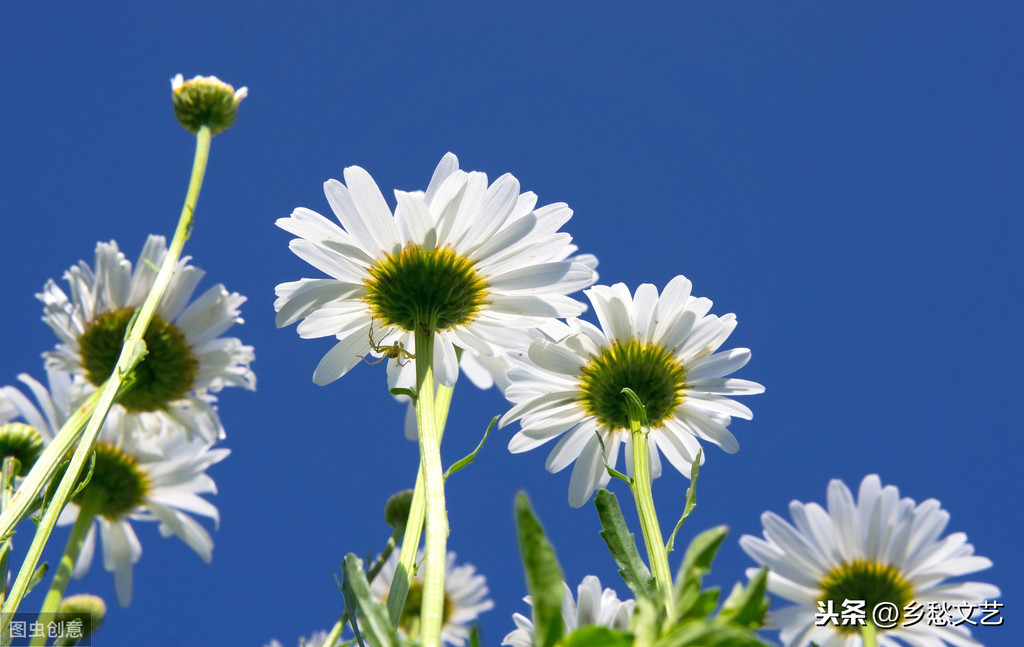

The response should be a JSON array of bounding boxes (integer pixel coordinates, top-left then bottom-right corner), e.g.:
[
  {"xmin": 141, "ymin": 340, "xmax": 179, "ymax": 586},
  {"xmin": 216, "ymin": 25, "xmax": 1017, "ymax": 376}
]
[
  {"xmin": 30, "ymin": 489, "xmax": 107, "ymax": 647},
  {"xmin": 411, "ymin": 329, "xmax": 446, "ymax": 647},
  {"xmin": 1, "ymin": 126, "xmax": 212, "ymax": 631},
  {"xmin": 623, "ymin": 389, "xmax": 673, "ymax": 614},
  {"xmin": 386, "ymin": 383, "xmax": 453, "ymax": 627}
]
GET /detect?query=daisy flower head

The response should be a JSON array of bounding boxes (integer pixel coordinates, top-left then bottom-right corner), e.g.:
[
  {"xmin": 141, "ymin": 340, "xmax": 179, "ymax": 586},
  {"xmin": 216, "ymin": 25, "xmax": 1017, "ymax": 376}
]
[
  {"xmin": 0, "ymin": 370, "xmax": 230, "ymax": 607},
  {"xmin": 370, "ymin": 549, "xmax": 494, "ymax": 646},
  {"xmin": 502, "ymin": 575, "xmax": 634, "ymax": 647},
  {"xmin": 38, "ymin": 235, "xmax": 256, "ymax": 442},
  {"xmin": 171, "ymin": 73, "xmax": 247, "ymax": 135},
  {"xmin": 740, "ymin": 474, "xmax": 1000, "ymax": 647},
  {"xmin": 274, "ymin": 153, "xmax": 597, "ymax": 390},
  {"xmin": 501, "ymin": 276, "xmax": 764, "ymax": 507}
]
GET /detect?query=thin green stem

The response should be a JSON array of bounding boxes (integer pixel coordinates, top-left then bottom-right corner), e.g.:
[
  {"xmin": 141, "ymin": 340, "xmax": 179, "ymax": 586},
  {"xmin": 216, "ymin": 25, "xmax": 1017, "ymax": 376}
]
[
  {"xmin": 387, "ymin": 383, "xmax": 453, "ymax": 627},
  {"xmin": 30, "ymin": 489, "xmax": 106, "ymax": 647},
  {"xmin": 0, "ymin": 391, "xmax": 102, "ymax": 547},
  {"xmin": 0, "ymin": 126, "xmax": 212, "ymax": 632},
  {"xmin": 411, "ymin": 329, "xmax": 446, "ymax": 647},
  {"xmin": 0, "ymin": 456, "xmax": 19, "ymax": 606},
  {"xmin": 623, "ymin": 389, "xmax": 673, "ymax": 614},
  {"xmin": 860, "ymin": 621, "xmax": 879, "ymax": 647}
]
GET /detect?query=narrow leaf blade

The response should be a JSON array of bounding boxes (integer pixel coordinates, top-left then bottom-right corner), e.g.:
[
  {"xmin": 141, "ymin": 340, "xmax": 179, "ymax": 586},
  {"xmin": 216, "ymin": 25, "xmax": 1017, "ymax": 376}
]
[{"xmin": 515, "ymin": 492, "xmax": 565, "ymax": 647}]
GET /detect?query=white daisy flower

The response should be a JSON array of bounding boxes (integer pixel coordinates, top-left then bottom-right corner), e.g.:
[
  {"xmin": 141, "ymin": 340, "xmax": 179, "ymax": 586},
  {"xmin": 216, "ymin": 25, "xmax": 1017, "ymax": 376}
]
[
  {"xmin": 502, "ymin": 575, "xmax": 634, "ymax": 647},
  {"xmin": 0, "ymin": 370, "xmax": 229, "ymax": 607},
  {"xmin": 370, "ymin": 549, "xmax": 494, "ymax": 646},
  {"xmin": 264, "ymin": 630, "xmax": 331, "ymax": 647},
  {"xmin": 740, "ymin": 474, "xmax": 1001, "ymax": 647},
  {"xmin": 501, "ymin": 276, "xmax": 764, "ymax": 507},
  {"xmin": 38, "ymin": 235, "xmax": 256, "ymax": 442},
  {"xmin": 274, "ymin": 152, "xmax": 596, "ymax": 389}
]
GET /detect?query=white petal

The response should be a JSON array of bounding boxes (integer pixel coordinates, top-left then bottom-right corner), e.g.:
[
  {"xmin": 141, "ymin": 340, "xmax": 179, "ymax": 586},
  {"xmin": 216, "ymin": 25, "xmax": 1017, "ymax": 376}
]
[
  {"xmin": 312, "ymin": 324, "xmax": 373, "ymax": 385},
  {"xmin": 344, "ymin": 166, "xmax": 402, "ymax": 253}
]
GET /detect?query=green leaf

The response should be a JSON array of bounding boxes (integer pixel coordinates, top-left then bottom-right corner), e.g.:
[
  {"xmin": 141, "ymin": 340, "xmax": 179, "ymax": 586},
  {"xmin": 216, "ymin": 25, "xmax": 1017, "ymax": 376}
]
[
  {"xmin": 665, "ymin": 449, "xmax": 701, "ymax": 554},
  {"xmin": 340, "ymin": 553, "xmax": 399, "ymax": 647},
  {"xmin": 388, "ymin": 387, "xmax": 417, "ymax": 400},
  {"xmin": 38, "ymin": 452, "xmax": 96, "ymax": 522},
  {"xmin": 595, "ymin": 432, "xmax": 631, "ymax": 484},
  {"xmin": 719, "ymin": 567, "xmax": 770, "ymax": 628},
  {"xmin": 468, "ymin": 626, "xmax": 481, "ymax": 647},
  {"xmin": 594, "ymin": 489, "xmax": 656, "ymax": 602},
  {"xmin": 672, "ymin": 526, "xmax": 727, "ymax": 622},
  {"xmin": 557, "ymin": 625, "xmax": 634, "ymax": 647},
  {"xmin": 515, "ymin": 492, "xmax": 565, "ymax": 647},
  {"xmin": 27, "ymin": 561, "xmax": 48, "ymax": 594},
  {"xmin": 653, "ymin": 618, "xmax": 773, "ymax": 647},
  {"xmin": 444, "ymin": 416, "xmax": 497, "ymax": 480}
]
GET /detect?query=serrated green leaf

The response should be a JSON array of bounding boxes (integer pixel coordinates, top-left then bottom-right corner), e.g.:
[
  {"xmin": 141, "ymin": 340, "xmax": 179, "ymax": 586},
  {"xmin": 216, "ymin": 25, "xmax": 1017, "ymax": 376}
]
[
  {"xmin": 557, "ymin": 625, "xmax": 634, "ymax": 647},
  {"xmin": 719, "ymin": 567, "xmax": 770, "ymax": 628},
  {"xmin": 671, "ymin": 526, "xmax": 727, "ymax": 622},
  {"xmin": 594, "ymin": 489, "xmax": 656, "ymax": 602},
  {"xmin": 444, "ymin": 416, "xmax": 496, "ymax": 480},
  {"xmin": 515, "ymin": 492, "xmax": 565, "ymax": 647},
  {"xmin": 340, "ymin": 553, "xmax": 399, "ymax": 647},
  {"xmin": 665, "ymin": 449, "xmax": 701, "ymax": 554}
]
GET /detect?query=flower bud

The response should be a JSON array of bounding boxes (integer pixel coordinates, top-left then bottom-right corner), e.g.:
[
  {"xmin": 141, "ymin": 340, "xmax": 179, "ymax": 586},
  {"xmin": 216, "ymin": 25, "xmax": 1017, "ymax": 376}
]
[
  {"xmin": 384, "ymin": 489, "xmax": 415, "ymax": 537},
  {"xmin": 54, "ymin": 594, "xmax": 106, "ymax": 645},
  {"xmin": 0, "ymin": 423, "xmax": 44, "ymax": 477},
  {"xmin": 171, "ymin": 74, "xmax": 247, "ymax": 136}
]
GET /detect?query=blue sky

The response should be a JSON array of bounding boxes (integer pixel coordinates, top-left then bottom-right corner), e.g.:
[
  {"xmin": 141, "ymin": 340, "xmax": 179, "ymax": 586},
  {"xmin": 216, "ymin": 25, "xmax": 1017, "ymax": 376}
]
[{"xmin": 1, "ymin": 3, "xmax": 1021, "ymax": 646}]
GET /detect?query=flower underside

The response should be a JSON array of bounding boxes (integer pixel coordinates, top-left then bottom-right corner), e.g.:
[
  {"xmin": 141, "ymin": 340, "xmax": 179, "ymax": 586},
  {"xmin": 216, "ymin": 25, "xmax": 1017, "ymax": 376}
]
[
  {"xmin": 73, "ymin": 442, "xmax": 150, "ymax": 519},
  {"xmin": 0, "ymin": 423, "xmax": 44, "ymax": 476},
  {"xmin": 578, "ymin": 338, "xmax": 686, "ymax": 430},
  {"xmin": 392, "ymin": 580, "xmax": 454, "ymax": 634},
  {"xmin": 363, "ymin": 244, "xmax": 487, "ymax": 333},
  {"xmin": 819, "ymin": 559, "xmax": 914, "ymax": 633},
  {"xmin": 78, "ymin": 308, "xmax": 198, "ymax": 413}
]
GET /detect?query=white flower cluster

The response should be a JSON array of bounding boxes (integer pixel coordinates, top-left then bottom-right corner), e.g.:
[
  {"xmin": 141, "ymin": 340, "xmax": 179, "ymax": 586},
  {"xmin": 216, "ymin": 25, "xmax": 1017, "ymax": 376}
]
[
  {"xmin": 275, "ymin": 152, "xmax": 997, "ymax": 647},
  {"xmin": 1, "ymin": 235, "xmax": 254, "ymax": 606}
]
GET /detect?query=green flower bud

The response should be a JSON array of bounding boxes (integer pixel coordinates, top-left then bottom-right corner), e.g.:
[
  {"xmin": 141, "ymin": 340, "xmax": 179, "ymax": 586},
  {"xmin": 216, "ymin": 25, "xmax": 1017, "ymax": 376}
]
[
  {"xmin": 0, "ymin": 423, "xmax": 44, "ymax": 477},
  {"xmin": 384, "ymin": 489, "xmax": 415, "ymax": 537},
  {"xmin": 171, "ymin": 73, "xmax": 247, "ymax": 136},
  {"xmin": 54, "ymin": 594, "xmax": 106, "ymax": 645}
]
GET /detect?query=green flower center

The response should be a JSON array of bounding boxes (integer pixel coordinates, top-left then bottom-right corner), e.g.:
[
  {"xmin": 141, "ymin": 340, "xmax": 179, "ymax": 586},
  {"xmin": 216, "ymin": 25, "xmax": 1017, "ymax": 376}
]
[
  {"xmin": 0, "ymin": 423, "xmax": 45, "ymax": 477},
  {"xmin": 73, "ymin": 443, "xmax": 150, "ymax": 520},
  {"xmin": 578, "ymin": 338, "xmax": 686, "ymax": 431},
  {"xmin": 78, "ymin": 308, "xmax": 198, "ymax": 413},
  {"xmin": 819, "ymin": 560, "xmax": 914, "ymax": 633},
  {"xmin": 363, "ymin": 244, "xmax": 487, "ymax": 333}
]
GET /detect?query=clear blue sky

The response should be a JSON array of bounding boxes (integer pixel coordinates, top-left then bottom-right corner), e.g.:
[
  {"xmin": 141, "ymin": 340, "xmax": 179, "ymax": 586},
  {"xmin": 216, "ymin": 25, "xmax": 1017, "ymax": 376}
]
[{"xmin": 1, "ymin": 3, "xmax": 1021, "ymax": 645}]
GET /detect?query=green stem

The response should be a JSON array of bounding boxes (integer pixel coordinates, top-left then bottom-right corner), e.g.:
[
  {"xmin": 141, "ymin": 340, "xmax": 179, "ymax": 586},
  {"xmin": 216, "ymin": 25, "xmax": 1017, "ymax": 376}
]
[
  {"xmin": 386, "ymin": 383, "xmax": 453, "ymax": 627},
  {"xmin": 0, "ymin": 126, "xmax": 212, "ymax": 632},
  {"xmin": 411, "ymin": 329, "xmax": 446, "ymax": 647},
  {"xmin": 30, "ymin": 489, "xmax": 106, "ymax": 647},
  {"xmin": 0, "ymin": 456, "xmax": 19, "ymax": 606},
  {"xmin": 860, "ymin": 621, "xmax": 879, "ymax": 647},
  {"xmin": 623, "ymin": 390, "xmax": 673, "ymax": 614}
]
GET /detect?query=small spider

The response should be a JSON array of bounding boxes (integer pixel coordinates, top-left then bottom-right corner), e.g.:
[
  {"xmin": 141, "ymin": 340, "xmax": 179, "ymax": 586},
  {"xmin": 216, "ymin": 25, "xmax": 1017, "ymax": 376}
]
[{"xmin": 360, "ymin": 326, "xmax": 416, "ymax": 367}]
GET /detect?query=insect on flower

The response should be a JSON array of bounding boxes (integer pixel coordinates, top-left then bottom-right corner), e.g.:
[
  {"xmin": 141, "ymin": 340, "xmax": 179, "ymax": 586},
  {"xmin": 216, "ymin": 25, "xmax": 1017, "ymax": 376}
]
[{"xmin": 360, "ymin": 326, "xmax": 416, "ymax": 367}]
